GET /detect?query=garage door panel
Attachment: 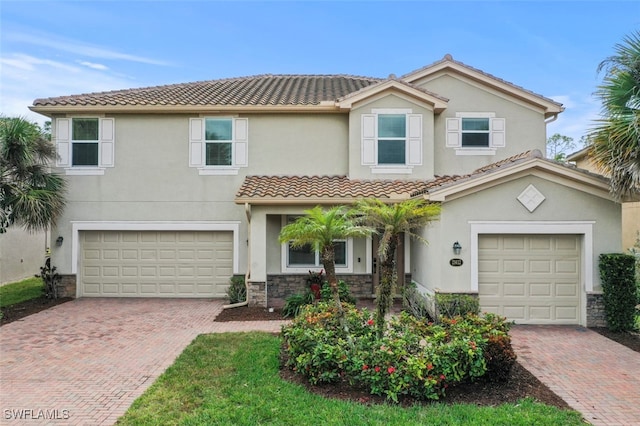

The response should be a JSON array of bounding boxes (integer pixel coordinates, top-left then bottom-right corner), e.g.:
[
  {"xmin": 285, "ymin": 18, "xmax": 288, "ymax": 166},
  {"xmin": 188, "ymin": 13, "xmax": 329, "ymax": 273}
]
[
  {"xmin": 530, "ymin": 260, "xmax": 552, "ymax": 273},
  {"xmin": 503, "ymin": 306, "xmax": 526, "ymax": 320},
  {"xmin": 81, "ymin": 231, "xmax": 233, "ymax": 297},
  {"xmin": 556, "ymin": 260, "xmax": 579, "ymax": 274},
  {"xmin": 479, "ymin": 259, "xmax": 500, "ymax": 273},
  {"xmin": 556, "ymin": 282, "xmax": 578, "ymax": 297},
  {"xmin": 529, "ymin": 306, "xmax": 552, "ymax": 321},
  {"xmin": 503, "ymin": 282, "xmax": 525, "ymax": 296},
  {"xmin": 530, "ymin": 283, "xmax": 552, "ymax": 297},
  {"xmin": 479, "ymin": 234, "xmax": 580, "ymax": 324},
  {"xmin": 556, "ymin": 306, "xmax": 579, "ymax": 319},
  {"xmin": 504, "ymin": 260, "xmax": 525, "ymax": 273},
  {"xmin": 503, "ymin": 237, "xmax": 526, "ymax": 250}
]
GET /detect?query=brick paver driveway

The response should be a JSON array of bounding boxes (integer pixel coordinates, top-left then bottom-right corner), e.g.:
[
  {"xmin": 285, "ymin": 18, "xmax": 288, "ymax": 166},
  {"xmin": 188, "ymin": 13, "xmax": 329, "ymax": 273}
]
[
  {"xmin": 510, "ymin": 325, "xmax": 640, "ymax": 426},
  {"xmin": 0, "ymin": 298, "xmax": 286, "ymax": 425}
]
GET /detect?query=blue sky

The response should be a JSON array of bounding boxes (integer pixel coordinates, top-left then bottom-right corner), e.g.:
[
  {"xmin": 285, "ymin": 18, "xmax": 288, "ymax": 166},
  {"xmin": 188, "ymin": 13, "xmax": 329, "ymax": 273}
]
[{"xmin": 1, "ymin": 1, "xmax": 639, "ymax": 148}]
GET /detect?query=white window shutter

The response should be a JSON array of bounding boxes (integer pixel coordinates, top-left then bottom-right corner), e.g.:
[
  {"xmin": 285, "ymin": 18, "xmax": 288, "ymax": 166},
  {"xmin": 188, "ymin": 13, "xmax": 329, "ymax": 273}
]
[
  {"xmin": 406, "ymin": 114, "xmax": 422, "ymax": 166},
  {"xmin": 446, "ymin": 118, "xmax": 461, "ymax": 148},
  {"xmin": 100, "ymin": 118, "xmax": 115, "ymax": 167},
  {"xmin": 189, "ymin": 118, "xmax": 204, "ymax": 167},
  {"xmin": 361, "ymin": 114, "xmax": 376, "ymax": 165},
  {"xmin": 55, "ymin": 118, "xmax": 71, "ymax": 167},
  {"xmin": 490, "ymin": 118, "xmax": 506, "ymax": 147},
  {"xmin": 234, "ymin": 118, "xmax": 248, "ymax": 167}
]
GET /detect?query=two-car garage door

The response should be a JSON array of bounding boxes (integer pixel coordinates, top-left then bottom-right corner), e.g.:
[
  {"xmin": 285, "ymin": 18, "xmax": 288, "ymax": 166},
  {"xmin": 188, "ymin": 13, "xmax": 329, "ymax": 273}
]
[
  {"xmin": 478, "ymin": 234, "xmax": 581, "ymax": 324},
  {"xmin": 80, "ymin": 231, "xmax": 233, "ymax": 297}
]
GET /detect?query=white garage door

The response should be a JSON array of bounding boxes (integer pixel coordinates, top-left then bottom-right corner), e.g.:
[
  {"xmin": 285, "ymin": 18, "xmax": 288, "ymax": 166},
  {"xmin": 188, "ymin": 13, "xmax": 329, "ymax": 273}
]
[
  {"xmin": 478, "ymin": 234, "xmax": 581, "ymax": 324},
  {"xmin": 80, "ymin": 231, "xmax": 233, "ymax": 297}
]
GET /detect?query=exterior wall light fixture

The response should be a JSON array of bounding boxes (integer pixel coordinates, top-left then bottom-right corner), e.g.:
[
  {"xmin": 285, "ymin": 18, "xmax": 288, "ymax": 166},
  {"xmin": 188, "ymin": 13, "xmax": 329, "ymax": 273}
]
[{"xmin": 452, "ymin": 241, "xmax": 462, "ymax": 255}]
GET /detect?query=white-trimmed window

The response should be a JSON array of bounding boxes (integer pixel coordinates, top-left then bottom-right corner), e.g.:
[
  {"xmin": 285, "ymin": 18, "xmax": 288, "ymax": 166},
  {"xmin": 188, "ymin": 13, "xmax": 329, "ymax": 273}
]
[
  {"xmin": 361, "ymin": 109, "xmax": 422, "ymax": 173},
  {"xmin": 189, "ymin": 117, "xmax": 248, "ymax": 175},
  {"xmin": 281, "ymin": 216, "xmax": 352, "ymax": 273},
  {"xmin": 55, "ymin": 117, "xmax": 115, "ymax": 175},
  {"xmin": 446, "ymin": 113, "xmax": 505, "ymax": 155}
]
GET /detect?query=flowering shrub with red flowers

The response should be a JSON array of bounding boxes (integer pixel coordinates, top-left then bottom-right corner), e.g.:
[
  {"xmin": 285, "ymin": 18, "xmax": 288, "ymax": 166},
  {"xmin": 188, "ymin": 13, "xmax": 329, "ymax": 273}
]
[{"xmin": 281, "ymin": 304, "xmax": 516, "ymax": 402}]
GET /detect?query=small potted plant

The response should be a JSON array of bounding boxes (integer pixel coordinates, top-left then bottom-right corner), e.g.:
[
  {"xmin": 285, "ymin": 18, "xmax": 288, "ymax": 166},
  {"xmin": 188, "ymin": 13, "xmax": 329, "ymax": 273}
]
[{"xmin": 306, "ymin": 269, "xmax": 324, "ymax": 300}]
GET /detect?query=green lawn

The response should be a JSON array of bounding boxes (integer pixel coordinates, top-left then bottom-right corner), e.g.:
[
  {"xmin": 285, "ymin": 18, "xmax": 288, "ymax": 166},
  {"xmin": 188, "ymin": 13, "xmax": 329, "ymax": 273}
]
[
  {"xmin": 116, "ymin": 332, "xmax": 583, "ymax": 426},
  {"xmin": 0, "ymin": 277, "xmax": 43, "ymax": 308}
]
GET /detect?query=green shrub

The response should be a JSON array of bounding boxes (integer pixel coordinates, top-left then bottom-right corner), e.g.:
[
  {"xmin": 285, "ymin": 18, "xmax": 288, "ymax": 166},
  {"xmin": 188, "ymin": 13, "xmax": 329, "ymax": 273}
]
[
  {"xmin": 435, "ymin": 293, "xmax": 479, "ymax": 320},
  {"xmin": 599, "ymin": 253, "xmax": 637, "ymax": 332},
  {"xmin": 282, "ymin": 291, "xmax": 314, "ymax": 318},
  {"xmin": 402, "ymin": 281, "xmax": 433, "ymax": 321},
  {"xmin": 226, "ymin": 275, "xmax": 246, "ymax": 304},
  {"xmin": 281, "ymin": 304, "xmax": 515, "ymax": 402},
  {"xmin": 319, "ymin": 280, "xmax": 357, "ymax": 305}
]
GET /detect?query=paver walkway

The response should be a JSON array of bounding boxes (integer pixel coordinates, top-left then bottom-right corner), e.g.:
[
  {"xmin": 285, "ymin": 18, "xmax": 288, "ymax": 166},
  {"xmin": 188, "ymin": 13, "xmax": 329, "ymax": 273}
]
[
  {"xmin": 0, "ymin": 298, "xmax": 286, "ymax": 425},
  {"xmin": 510, "ymin": 325, "xmax": 640, "ymax": 426},
  {"xmin": 3, "ymin": 302, "xmax": 640, "ymax": 425}
]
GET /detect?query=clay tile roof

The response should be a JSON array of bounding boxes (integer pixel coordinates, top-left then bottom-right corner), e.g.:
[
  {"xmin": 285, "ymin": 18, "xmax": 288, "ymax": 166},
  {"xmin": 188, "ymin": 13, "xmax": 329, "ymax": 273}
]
[
  {"xmin": 32, "ymin": 74, "xmax": 382, "ymax": 107},
  {"xmin": 402, "ymin": 54, "xmax": 562, "ymax": 110},
  {"xmin": 409, "ymin": 150, "xmax": 543, "ymax": 197},
  {"xmin": 235, "ymin": 175, "xmax": 430, "ymax": 203}
]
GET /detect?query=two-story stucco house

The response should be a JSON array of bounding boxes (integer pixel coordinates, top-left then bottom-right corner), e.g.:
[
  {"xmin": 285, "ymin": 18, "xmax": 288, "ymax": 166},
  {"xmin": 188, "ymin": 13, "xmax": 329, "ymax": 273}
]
[{"xmin": 30, "ymin": 55, "xmax": 622, "ymax": 327}]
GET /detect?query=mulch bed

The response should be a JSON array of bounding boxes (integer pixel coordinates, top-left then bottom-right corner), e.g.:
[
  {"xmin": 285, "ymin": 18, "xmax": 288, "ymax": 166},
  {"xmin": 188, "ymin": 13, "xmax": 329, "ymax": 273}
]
[{"xmin": 0, "ymin": 296, "xmax": 72, "ymax": 326}]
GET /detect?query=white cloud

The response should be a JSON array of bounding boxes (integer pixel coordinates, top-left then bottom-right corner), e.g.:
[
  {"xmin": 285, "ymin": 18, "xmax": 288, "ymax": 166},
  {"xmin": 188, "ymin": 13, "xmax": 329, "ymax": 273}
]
[
  {"xmin": 7, "ymin": 31, "xmax": 170, "ymax": 66},
  {"xmin": 77, "ymin": 61, "xmax": 109, "ymax": 71},
  {"xmin": 547, "ymin": 93, "xmax": 601, "ymax": 147},
  {"xmin": 0, "ymin": 53, "xmax": 136, "ymax": 125}
]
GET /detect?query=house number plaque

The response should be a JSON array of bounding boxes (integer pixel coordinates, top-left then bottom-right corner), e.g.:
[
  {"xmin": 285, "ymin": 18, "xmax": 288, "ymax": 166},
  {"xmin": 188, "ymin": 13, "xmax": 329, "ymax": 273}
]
[{"xmin": 449, "ymin": 258, "xmax": 463, "ymax": 267}]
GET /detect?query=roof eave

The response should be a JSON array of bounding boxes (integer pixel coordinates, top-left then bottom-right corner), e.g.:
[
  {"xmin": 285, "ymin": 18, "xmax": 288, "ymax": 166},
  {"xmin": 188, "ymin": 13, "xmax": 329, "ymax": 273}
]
[
  {"xmin": 29, "ymin": 103, "xmax": 342, "ymax": 117},
  {"xmin": 402, "ymin": 60, "xmax": 563, "ymax": 115},
  {"xmin": 428, "ymin": 159, "xmax": 614, "ymax": 202},
  {"xmin": 336, "ymin": 80, "xmax": 448, "ymax": 112}
]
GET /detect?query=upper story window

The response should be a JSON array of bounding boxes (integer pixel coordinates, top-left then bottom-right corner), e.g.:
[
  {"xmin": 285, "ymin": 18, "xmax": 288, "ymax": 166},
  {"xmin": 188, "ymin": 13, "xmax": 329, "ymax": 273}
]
[
  {"xmin": 361, "ymin": 109, "xmax": 422, "ymax": 174},
  {"xmin": 189, "ymin": 117, "xmax": 248, "ymax": 175},
  {"xmin": 55, "ymin": 117, "xmax": 115, "ymax": 175},
  {"xmin": 72, "ymin": 118, "xmax": 99, "ymax": 166},
  {"xmin": 446, "ymin": 113, "xmax": 505, "ymax": 155}
]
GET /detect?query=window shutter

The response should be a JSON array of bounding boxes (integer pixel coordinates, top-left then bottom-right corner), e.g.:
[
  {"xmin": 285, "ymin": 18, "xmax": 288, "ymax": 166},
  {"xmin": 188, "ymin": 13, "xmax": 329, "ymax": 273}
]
[
  {"xmin": 99, "ymin": 118, "xmax": 115, "ymax": 167},
  {"xmin": 361, "ymin": 114, "xmax": 376, "ymax": 165},
  {"xmin": 406, "ymin": 114, "xmax": 422, "ymax": 166},
  {"xmin": 490, "ymin": 118, "xmax": 506, "ymax": 147},
  {"xmin": 446, "ymin": 118, "xmax": 461, "ymax": 148},
  {"xmin": 54, "ymin": 118, "xmax": 71, "ymax": 167},
  {"xmin": 234, "ymin": 118, "xmax": 248, "ymax": 167},
  {"xmin": 189, "ymin": 118, "xmax": 204, "ymax": 167}
]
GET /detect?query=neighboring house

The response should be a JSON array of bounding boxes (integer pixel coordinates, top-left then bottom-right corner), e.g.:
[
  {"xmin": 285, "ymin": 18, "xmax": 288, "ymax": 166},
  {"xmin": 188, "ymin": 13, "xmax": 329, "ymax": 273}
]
[
  {"xmin": 0, "ymin": 228, "xmax": 46, "ymax": 285},
  {"xmin": 30, "ymin": 54, "xmax": 622, "ymax": 327},
  {"xmin": 567, "ymin": 147, "xmax": 640, "ymax": 250}
]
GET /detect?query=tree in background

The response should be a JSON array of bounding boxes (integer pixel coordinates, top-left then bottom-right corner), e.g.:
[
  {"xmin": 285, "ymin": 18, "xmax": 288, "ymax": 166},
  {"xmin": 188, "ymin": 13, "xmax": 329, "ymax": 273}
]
[
  {"xmin": 588, "ymin": 30, "xmax": 640, "ymax": 199},
  {"xmin": 0, "ymin": 117, "xmax": 66, "ymax": 233},
  {"xmin": 546, "ymin": 133, "xmax": 576, "ymax": 161},
  {"xmin": 354, "ymin": 198, "xmax": 440, "ymax": 337}
]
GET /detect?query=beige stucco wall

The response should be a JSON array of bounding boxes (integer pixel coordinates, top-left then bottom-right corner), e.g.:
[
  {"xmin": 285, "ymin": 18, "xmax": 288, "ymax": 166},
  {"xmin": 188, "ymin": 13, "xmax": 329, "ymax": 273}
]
[
  {"xmin": 49, "ymin": 113, "xmax": 351, "ymax": 275},
  {"xmin": 0, "ymin": 227, "xmax": 46, "ymax": 284},
  {"xmin": 411, "ymin": 174, "xmax": 621, "ymax": 294},
  {"xmin": 412, "ymin": 73, "xmax": 548, "ymax": 176}
]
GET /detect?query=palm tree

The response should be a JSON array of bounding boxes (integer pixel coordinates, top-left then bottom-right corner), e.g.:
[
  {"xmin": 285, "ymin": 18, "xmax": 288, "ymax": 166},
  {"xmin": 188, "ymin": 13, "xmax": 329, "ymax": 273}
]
[
  {"xmin": 588, "ymin": 31, "xmax": 640, "ymax": 200},
  {"xmin": 354, "ymin": 198, "xmax": 440, "ymax": 336},
  {"xmin": 279, "ymin": 205, "xmax": 372, "ymax": 311},
  {"xmin": 0, "ymin": 117, "xmax": 66, "ymax": 233}
]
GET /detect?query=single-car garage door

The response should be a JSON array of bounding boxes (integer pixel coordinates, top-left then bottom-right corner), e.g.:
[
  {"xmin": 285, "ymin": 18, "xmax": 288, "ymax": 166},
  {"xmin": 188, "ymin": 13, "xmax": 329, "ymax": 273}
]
[
  {"xmin": 478, "ymin": 234, "xmax": 580, "ymax": 324},
  {"xmin": 80, "ymin": 231, "xmax": 233, "ymax": 297}
]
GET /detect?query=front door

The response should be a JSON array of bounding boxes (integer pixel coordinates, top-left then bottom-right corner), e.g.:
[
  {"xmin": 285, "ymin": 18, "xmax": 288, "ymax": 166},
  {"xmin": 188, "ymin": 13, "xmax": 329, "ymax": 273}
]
[{"xmin": 372, "ymin": 233, "xmax": 405, "ymax": 296}]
